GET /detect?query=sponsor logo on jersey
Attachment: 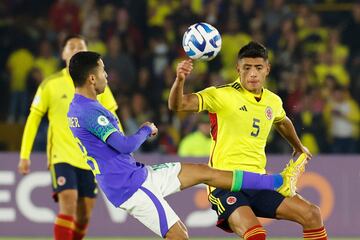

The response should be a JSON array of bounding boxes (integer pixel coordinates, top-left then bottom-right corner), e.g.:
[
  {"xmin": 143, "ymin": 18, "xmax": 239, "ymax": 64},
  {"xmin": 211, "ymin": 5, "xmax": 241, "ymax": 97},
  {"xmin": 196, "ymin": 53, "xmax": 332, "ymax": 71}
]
[
  {"xmin": 97, "ymin": 115, "xmax": 109, "ymax": 126},
  {"xmin": 226, "ymin": 196, "xmax": 237, "ymax": 205},
  {"xmin": 265, "ymin": 106, "xmax": 273, "ymax": 120},
  {"xmin": 239, "ymin": 105, "xmax": 248, "ymax": 111},
  {"xmin": 57, "ymin": 176, "xmax": 66, "ymax": 186}
]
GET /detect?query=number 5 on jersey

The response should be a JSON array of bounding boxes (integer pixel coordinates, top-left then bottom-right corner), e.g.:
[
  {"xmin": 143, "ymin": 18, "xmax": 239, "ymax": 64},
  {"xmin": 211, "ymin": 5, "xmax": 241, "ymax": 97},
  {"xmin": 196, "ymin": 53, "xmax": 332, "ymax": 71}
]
[{"xmin": 251, "ymin": 118, "xmax": 260, "ymax": 137}]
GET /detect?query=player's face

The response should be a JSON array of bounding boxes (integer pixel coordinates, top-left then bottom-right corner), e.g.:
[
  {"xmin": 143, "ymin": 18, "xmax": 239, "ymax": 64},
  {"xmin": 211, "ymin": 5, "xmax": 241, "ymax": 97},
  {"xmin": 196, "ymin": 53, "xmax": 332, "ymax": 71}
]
[
  {"xmin": 62, "ymin": 38, "xmax": 87, "ymax": 66},
  {"xmin": 93, "ymin": 59, "xmax": 108, "ymax": 94},
  {"xmin": 237, "ymin": 57, "xmax": 270, "ymax": 94}
]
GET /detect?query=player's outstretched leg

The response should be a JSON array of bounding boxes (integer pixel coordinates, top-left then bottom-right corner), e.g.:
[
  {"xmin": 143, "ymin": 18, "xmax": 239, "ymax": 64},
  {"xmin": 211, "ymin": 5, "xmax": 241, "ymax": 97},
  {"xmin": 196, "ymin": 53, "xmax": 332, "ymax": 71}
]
[{"xmin": 178, "ymin": 163, "xmax": 287, "ymax": 194}]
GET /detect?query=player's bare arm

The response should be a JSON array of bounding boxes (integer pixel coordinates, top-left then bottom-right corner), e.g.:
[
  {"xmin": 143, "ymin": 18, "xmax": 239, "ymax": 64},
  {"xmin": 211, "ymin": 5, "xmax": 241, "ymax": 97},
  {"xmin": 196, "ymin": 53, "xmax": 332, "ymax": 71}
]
[
  {"xmin": 274, "ymin": 116, "xmax": 312, "ymax": 159},
  {"xmin": 168, "ymin": 60, "xmax": 199, "ymax": 112}
]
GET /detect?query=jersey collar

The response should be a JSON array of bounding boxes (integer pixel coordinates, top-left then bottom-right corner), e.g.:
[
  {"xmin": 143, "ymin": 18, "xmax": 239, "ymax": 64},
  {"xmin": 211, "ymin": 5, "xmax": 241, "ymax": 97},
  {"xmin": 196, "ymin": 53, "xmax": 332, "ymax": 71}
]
[{"xmin": 234, "ymin": 78, "xmax": 264, "ymax": 103}]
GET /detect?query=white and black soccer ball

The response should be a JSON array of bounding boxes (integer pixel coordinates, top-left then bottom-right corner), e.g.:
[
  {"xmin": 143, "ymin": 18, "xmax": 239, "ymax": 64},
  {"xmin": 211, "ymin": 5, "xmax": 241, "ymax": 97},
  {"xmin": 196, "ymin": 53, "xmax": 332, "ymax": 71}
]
[{"xmin": 182, "ymin": 22, "xmax": 222, "ymax": 61}]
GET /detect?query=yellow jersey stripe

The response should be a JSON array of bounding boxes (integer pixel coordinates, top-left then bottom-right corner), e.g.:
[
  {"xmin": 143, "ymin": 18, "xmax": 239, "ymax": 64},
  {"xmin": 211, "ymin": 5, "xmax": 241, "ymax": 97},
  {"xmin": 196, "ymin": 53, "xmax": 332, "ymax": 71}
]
[
  {"xmin": 208, "ymin": 196, "xmax": 222, "ymax": 213},
  {"xmin": 208, "ymin": 194, "xmax": 225, "ymax": 212},
  {"xmin": 48, "ymin": 126, "xmax": 54, "ymax": 167},
  {"xmin": 49, "ymin": 164, "xmax": 57, "ymax": 189}
]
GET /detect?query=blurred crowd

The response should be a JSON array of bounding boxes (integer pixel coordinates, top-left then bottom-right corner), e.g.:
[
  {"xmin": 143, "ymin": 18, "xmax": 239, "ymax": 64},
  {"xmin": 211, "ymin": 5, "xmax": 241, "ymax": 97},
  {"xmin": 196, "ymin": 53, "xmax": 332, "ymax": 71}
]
[{"xmin": 0, "ymin": 0, "xmax": 359, "ymax": 154}]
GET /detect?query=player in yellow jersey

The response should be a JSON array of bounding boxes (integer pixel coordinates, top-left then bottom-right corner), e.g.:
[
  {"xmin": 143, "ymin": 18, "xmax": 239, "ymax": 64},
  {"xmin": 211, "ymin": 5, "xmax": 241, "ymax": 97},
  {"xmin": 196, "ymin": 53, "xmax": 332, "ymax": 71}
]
[
  {"xmin": 18, "ymin": 35, "xmax": 122, "ymax": 240},
  {"xmin": 169, "ymin": 42, "xmax": 328, "ymax": 240}
]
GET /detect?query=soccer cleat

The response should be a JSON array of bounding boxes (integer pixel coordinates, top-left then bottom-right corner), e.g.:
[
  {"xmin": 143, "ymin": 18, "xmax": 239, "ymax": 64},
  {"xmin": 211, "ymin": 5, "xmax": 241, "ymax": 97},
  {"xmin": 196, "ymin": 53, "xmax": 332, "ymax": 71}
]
[{"xmin": 276, "ymin": 153, "xmax": 308, "ymax": 197}]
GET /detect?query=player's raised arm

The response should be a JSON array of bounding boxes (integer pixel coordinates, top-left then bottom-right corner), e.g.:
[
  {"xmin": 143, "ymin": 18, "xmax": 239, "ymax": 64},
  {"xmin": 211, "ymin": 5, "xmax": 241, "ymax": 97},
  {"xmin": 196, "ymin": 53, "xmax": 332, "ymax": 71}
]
[
  {"xmin": 105, "ymin": 122, "xmax": 157, "ymax": 154},
  {"xmin": 168, "ymin": 60, "xmax": 199, "ymax": 112}
]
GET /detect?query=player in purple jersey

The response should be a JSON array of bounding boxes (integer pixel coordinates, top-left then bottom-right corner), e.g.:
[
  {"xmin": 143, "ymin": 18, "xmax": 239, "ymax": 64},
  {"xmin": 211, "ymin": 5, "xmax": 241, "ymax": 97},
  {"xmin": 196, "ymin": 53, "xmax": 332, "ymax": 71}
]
[{"xmin": 67, "ymin": 51, "xmax": 306, "ymax": 239}]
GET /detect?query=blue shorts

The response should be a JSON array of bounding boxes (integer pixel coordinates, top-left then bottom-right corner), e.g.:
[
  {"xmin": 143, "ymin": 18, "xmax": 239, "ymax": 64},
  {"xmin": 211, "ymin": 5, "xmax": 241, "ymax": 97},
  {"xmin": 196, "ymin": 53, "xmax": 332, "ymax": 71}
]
[
  {"xmin": 50, "ymin": 163, "xmax": 97, "ymax": 202},
  {"xmin": 209, "ymin": 188, "xmax": 285, "ymax": 232}
]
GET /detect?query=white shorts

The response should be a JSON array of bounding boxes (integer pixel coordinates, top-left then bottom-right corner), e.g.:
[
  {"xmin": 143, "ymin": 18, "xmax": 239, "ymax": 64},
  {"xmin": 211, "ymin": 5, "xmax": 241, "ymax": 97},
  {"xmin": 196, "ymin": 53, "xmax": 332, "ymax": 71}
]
[{"xmin": 119, "ymin": 162, "xmax": 182, "ymax": 237}]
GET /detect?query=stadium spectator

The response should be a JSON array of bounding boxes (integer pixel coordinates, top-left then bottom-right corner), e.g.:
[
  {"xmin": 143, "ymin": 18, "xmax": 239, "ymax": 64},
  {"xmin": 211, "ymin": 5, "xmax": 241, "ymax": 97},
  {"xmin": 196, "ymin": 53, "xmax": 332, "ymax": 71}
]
[
  {"xmin": 178, "ymin": 114, "xmax": 212, "ymax": 157},
  {"xmin": 103, "ymin": 35, "xmax": 137, "ymax": 94},
  {"xmin": 6, "ymin": 48, "xmax": 34, "ymax": 123},
  {"xmin": 323, "ymin": 85, "xmax": 360, "ymax": 153},
  {"xmin": 49, "ymin": 0, "xmax": 80, "ymax": 34},
  {"xmin": 33, "ymin": 39, "xmax": 59, "ymax": 79}
]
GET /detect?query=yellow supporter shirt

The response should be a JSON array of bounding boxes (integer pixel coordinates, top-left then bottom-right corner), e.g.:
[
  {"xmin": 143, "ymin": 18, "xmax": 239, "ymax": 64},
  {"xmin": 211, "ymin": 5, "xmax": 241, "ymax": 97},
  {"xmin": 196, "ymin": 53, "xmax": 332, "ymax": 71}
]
[
  {"xmin": 20, "ymin": 68, "xmax": 122, "ymax": 169},
  {"xmin": 178, "ymin": 131, "xmax": 212, "ymax": 157},
  {"xmin": 7, "ymin": 48, "xmax": 34, "ymax": 91},
  {"xmin": 196, "ymin": 78, "xmax": 286, "ymax": 174},
  {"xmin": 33, "ymin": 56, "xmax": 59, "ymax": 78}
]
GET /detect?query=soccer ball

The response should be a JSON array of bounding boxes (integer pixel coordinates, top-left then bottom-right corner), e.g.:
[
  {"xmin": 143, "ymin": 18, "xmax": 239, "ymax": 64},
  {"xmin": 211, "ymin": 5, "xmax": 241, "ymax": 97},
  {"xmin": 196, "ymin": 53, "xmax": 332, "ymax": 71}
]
[{"xmin": 182, "ymin": 22, "xmax": 222, "ymax": 61}]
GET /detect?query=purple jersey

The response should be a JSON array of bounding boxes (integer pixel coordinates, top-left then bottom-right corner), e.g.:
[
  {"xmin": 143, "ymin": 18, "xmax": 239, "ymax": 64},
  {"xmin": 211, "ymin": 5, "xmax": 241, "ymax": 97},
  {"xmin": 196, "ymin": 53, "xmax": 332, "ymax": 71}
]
[{"xmin": 68, "ymin": 94, "xmax": 148, "ymax": 207}]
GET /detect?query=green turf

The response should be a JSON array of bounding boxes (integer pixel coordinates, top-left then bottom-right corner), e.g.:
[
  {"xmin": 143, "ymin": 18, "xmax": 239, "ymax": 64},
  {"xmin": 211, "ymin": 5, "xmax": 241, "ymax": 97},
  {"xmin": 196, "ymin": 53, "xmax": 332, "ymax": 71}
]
[{"xmin": 0, "ymin": 238, "xmax": 359, "ymax": 240}]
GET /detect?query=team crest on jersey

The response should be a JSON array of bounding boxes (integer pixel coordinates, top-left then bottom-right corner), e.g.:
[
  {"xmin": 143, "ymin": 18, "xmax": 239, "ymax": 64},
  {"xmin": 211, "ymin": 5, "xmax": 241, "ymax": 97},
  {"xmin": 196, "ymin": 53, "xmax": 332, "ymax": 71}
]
[
  {"xmin": 97, "ymin": 115, "xmax": 109, "ymax": 126},
  {"xmin": 265, "ymin": 106, "xmax": 273, "ymax": 120},
  {"xmin": 57, "ymin": 176, "xmax": 66, "ymax": 186},
  {"xmin": 226, "ymin": 196, "xmax": 237, "ymax": 205}
]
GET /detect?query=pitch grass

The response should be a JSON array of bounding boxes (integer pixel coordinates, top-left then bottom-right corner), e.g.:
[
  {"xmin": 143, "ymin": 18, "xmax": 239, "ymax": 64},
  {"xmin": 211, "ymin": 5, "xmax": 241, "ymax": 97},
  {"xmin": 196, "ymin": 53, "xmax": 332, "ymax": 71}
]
[{"xmin": 0, "ymin": 238, "xmax": 359, "ymax": 240}]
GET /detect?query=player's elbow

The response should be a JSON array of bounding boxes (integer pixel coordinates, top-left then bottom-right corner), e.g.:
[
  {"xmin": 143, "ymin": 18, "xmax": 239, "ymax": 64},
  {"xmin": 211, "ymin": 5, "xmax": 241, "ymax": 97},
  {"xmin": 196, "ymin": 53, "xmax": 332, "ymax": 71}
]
[{"xmin": 168, "ymin": 101, "xmax": 181, "ymax": 111}]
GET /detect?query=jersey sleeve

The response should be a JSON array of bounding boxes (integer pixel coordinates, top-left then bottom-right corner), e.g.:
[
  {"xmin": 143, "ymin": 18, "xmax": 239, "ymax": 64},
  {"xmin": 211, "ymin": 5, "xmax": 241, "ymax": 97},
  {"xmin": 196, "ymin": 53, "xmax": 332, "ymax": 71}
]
[
  {"xmin": 20, "ymin": 111, "xmax": 43, "ymax": 159},
  {"xmin": 195, "ymin": 86, "xmax": 223, "ymax": 113},
  {"xmin": 82, "ymin": 108, "xmax": 118, "ymax": 142},
  {"xmin": 30, "ymin": 83, "xmax": 50, "ymax": 115},
  {"xmin": 273, "ymin": 96, "xmax": 286, "ymax": 123}
]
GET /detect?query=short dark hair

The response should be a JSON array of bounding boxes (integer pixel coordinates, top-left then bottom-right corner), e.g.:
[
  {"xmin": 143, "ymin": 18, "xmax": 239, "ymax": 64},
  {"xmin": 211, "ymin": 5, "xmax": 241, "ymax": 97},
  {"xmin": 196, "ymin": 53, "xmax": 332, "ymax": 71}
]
[
  {"xmin": 238, "ymin": 41, "xmax": 268, "ymax": 60},
  {"xmin": 69, "ymin": 51, "xmax": 101, "ymax": 87},
  {"xmin": 62, "ymin": 34, "xmax": 87, "ymax": 49}
]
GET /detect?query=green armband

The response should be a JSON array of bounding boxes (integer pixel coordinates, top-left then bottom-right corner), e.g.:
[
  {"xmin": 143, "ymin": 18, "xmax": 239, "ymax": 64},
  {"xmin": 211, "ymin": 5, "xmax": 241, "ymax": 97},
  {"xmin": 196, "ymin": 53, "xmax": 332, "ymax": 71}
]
[{"xmin": 231, "ymin": 170, "xmax": 244, "ymax": 192}]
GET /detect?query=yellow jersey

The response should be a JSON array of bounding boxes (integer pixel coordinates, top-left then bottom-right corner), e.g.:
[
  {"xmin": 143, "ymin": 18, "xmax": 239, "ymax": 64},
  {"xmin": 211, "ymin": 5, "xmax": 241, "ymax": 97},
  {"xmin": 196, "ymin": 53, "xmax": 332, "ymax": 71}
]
[
  {"xmin": 20, "ymin": 68, "xmax": 121, "ymax": 169},
  {"xmin": 196, "ymin": 78, "xmax": 286, "ymax": 174}
]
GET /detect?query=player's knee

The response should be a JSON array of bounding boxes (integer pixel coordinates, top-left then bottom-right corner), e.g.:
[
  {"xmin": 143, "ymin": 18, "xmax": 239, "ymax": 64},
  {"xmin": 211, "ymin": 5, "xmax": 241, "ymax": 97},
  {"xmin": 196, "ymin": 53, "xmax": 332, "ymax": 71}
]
[
  {"xmin": 58, "ymin": 191, "xmax": 77, "ymax": 215},
  {"xmin": 165, "ymin": 222, "xmax": 189, "ymax": 240},
  {"xmin": 165, "ymin": 232, "xmax": 189, "ymax": 240},
  {"xmin": 301, "ymin": 204, "xmax": 323, "ymax": 227}
]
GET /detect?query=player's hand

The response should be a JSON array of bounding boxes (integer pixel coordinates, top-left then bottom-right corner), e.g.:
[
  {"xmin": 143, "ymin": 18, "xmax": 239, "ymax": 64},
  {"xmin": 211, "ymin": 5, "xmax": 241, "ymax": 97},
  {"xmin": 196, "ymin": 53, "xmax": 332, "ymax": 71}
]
[
  {"xmin": 176, "ymin": 59, "xmax": 193, "ymax": 81},
  {"xmin": 18, "ymin": 158, "xmax": 31, "ymax": 175},
  {"xmin": 292, "ymin": 146, "xmax": 312, "ymax": 160},
  {"xmin": 141, "ymin": 122, "xmax": 158, "ymax": 137}
]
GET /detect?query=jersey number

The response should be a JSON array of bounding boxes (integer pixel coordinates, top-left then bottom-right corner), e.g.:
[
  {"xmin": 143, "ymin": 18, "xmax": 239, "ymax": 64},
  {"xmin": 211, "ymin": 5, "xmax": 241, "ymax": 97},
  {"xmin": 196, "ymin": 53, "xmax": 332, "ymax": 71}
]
[
  {"xmin": 75, "ymin": 137, "xmax": 101, "ymax": 175},
  {"xmin": 251, "ymin": 118, "xmax": 260, "ymax": 137}
]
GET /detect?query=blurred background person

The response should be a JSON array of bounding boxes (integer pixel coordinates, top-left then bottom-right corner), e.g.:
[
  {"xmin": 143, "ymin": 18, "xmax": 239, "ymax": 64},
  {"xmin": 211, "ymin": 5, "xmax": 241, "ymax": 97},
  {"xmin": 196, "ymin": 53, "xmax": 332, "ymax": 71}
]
[{"xmin": 178, "ymin": 114, "xmax": 212, "ymax": 157}]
